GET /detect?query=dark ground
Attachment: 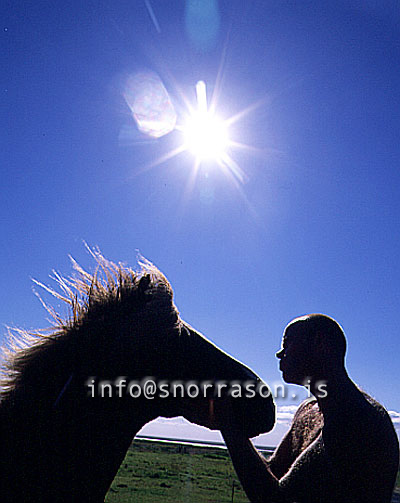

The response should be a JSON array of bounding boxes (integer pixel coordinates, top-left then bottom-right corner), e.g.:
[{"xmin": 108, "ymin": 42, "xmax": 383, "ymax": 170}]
[{"xmin": 106, "ymin": 439, "xmax": 400, "ymax": 502}]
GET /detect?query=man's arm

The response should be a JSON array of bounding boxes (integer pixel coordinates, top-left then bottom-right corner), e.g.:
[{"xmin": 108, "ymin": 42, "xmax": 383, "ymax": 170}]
[
  {"xmin": 221, "ymin": 426, "xmax": 287, "ymax": 503},
  {"xmin": 268, "ymin": 399, "xmax": 321, "ymax": 478},
  {"xmin": 218, "ymin": 398, "xmax": 320, "ymax": 503},
  {"xmin": 267, "ymin": 429, "xmax": 294, "ymax": 479}
]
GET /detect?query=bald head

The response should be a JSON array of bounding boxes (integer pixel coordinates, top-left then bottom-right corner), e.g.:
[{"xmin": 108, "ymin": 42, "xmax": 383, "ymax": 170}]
[
  {"xmin": 277, "ymin": 314, "xmax": 347, "ymax": 385},
  {"xmin": 286, "ymin": 314, "xmax": 347, "ymax": 362}
]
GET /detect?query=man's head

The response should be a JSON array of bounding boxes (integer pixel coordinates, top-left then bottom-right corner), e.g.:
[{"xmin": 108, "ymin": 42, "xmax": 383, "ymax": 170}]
[{"xmin": 276, "ymin": 314, "xmax": 347, "ymax": 385}]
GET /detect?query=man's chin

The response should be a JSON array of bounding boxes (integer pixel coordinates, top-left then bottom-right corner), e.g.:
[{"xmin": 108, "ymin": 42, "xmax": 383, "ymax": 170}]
[{"xmin": 282, "ymin": 371, "xmax": 301, "ymax": 385}]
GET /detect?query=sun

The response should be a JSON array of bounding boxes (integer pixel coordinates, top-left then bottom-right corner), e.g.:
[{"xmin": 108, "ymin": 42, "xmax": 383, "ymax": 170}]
[
  {"xmin": 175, "ymin": 80, "xmax": 247, "ymax": 185},
  {"xmin": 183, "ymin": 110, "xmax": 229, "ymax": 160},
  {"xmin": 181, "ymin": 81, "xmax": 230, "ymax": 162},
  {"xmin": 125, "ymin": 74, "xmax": 258, "ymax": 186}
]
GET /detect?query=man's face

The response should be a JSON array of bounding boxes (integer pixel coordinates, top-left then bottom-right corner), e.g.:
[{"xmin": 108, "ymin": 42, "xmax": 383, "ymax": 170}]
[{"xmin": 276, "ymin": 324, "xmax": 314, "ymax": 385}]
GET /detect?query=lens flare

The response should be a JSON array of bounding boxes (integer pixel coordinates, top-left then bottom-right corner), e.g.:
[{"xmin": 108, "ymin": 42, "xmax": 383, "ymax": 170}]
[{"xmin": 124, "ymin": 71, "xmax": 176, "ymax": 138}]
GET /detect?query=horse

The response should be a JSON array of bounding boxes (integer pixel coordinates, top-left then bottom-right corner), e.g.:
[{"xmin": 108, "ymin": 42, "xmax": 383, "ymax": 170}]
[{"xmin": 0, "ymin": 250, "xmax": 275, "ymax": 502}]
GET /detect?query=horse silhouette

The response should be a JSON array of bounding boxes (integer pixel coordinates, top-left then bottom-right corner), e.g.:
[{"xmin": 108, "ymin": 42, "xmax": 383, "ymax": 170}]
[{"xmin": 0, "ymin": 250, "xmax": 275, "ymax": 502}]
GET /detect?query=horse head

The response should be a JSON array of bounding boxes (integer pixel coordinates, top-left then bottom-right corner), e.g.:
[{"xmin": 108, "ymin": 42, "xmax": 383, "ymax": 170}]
[
  {"xmin": 0, "ymin": 250, "xmax": 275, "ymax": 501},
  {"xmin": 82, "ymin": 258, "xmax": 275, "ymax": 439},
  {"xmin": 136, "ymin": 320, "xmax": 276, "ymax": 438}
]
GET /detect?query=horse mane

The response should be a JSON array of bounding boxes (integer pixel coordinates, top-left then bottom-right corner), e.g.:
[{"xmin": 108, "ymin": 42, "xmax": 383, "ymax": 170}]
[{"xmin": 0, "ymin": 249, "xmax": 181, "ymax": 400}]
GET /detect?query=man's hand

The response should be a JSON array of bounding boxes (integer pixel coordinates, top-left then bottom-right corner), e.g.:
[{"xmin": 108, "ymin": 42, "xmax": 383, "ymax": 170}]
[
  {"xmin": 216, "ymin": 396, "xmax": 284, "ymax": 503},
  {"xmin": 212, "ymin": 395, "xmax": 243, "ymax": 435}
]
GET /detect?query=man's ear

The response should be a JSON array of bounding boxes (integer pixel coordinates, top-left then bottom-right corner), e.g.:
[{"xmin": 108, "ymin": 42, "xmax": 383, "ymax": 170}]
[
  {"xmin": 315, "ymin": 331, "xmax": 335, "ymax": 360},
  {"xmin": 315, "ymin": 331, "xmax": 330, "ymax": 357}
]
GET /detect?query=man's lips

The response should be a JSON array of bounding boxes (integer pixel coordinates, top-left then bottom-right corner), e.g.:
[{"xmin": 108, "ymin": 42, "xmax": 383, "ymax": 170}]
[{"xmin": 279, "ymin": 361, "xmax": 288, "ymax": 373}]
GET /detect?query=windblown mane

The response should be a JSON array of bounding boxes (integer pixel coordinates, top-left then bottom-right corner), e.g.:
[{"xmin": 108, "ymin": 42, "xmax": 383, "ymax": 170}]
[{"xmin": 0, "ymin": 249, "xmax": 181, "ymax": 400}]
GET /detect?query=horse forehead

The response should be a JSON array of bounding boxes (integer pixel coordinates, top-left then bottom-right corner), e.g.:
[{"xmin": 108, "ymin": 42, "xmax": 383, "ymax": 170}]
[
  {"xmin": 239, "ymin": 366, "xmax": 258, "ymax": 380},
  {"xmin": 181, "ymin": 322, "xmax": 258, "ymax": 380}
]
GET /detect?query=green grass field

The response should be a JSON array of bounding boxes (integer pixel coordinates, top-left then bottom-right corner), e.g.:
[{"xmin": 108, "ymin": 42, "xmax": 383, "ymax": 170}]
[
  {"xmin": 105, "ymin": 439, "xmax": 251, "ymax": 503},
  {"xmin": 106, "ymin": 439, "xmax": 400, "ymax": 502}
]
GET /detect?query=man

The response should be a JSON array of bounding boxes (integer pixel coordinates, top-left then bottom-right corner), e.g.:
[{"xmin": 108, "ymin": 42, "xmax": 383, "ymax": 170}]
[{"xmin": 219, "ymin": 314, "xmax": 399, "ymax": 502}]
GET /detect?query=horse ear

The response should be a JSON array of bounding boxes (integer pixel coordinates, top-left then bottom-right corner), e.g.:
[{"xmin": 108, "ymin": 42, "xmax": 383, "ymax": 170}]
[{"xmin": 138, "ymin": 274, "xmax": 151, "ymax": 300}]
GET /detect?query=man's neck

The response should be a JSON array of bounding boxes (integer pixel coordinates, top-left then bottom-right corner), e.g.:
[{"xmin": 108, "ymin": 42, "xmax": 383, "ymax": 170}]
[{"xmin": 310, "ymin": 369, "xmax": 360, "ymax": 416}]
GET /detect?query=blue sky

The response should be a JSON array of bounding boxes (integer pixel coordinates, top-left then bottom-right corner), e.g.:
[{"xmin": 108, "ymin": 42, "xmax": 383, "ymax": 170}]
[{"xmin": 2, "ymin": 0, "xmax": 400, "ymax": 445}]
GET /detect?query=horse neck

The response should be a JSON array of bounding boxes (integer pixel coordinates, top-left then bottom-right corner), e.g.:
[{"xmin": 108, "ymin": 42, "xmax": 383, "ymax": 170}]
[
  {"xmin": 1, "ymin": 381, "xmax": 155, "ymax": 501},
  {"xmin": 0, "ymin": 316, "xmax": 171, "ymax": 499},
  {"xmin": 0, "ymin": 333, "xmax": 160, "ymax": 501}
]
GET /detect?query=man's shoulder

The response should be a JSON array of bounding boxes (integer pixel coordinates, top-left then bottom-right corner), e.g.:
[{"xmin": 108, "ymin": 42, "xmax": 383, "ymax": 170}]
[
  {"xmin": 360, "ymin": 389, "xmax": 392, "ymax": 418},
  {"xmin": 294, "ymin": 389, "xmax": 391, "ymax": 425},
  {"xmin": 358, "ymin": 390, "xmax": 399, "ymax": 449},
  {"xmin": 292, "ymin": 397, "xmax": 320, "ymax": 421},
  {"xmin": 289, "ymin": 399, "xmax": 323, "ymax": 455}
]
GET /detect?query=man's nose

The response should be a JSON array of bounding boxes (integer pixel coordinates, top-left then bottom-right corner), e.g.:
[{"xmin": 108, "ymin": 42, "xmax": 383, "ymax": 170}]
[{"xmin": 276, "ymin": 349, "xmax": 284, "ymax": 359}]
